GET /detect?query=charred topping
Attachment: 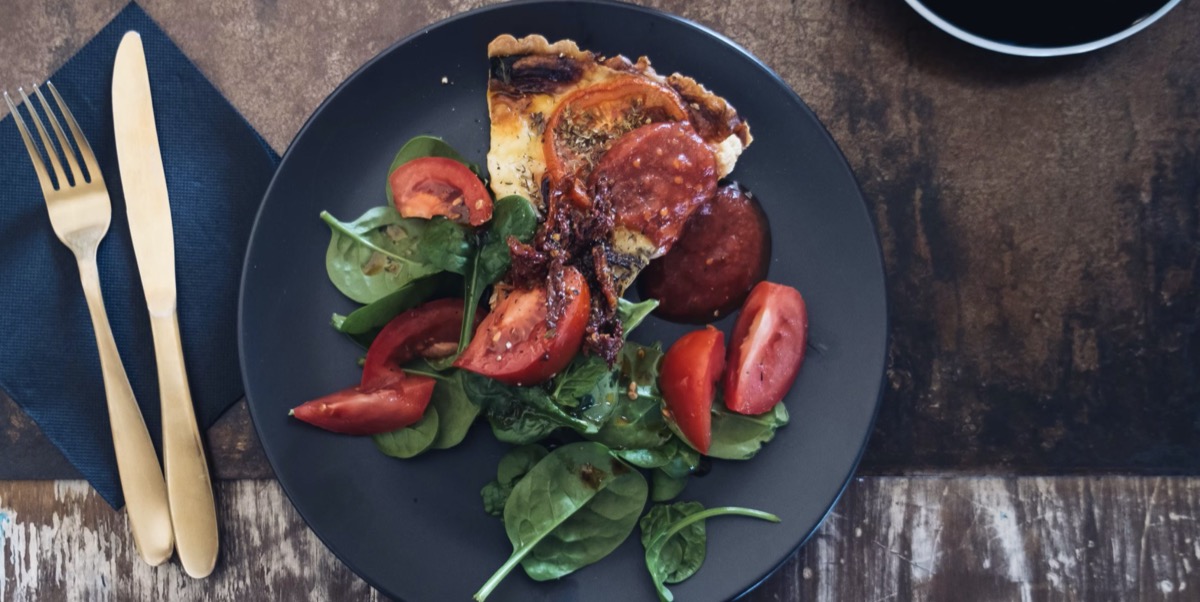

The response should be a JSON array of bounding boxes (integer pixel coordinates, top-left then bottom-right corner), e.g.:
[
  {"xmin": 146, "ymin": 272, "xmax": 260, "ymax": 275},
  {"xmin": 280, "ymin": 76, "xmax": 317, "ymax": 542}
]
[
  {"xmin": 508, "ymin": 180, "xmax": 624, "ymax": 364},
  {"xmin": 490, "ymin": 54, "xmax": 584, "ymax": 95}
]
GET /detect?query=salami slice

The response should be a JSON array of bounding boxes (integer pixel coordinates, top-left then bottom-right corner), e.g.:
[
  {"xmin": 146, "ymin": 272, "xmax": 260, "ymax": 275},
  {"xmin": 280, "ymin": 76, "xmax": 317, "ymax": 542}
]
[
  {"xmin": 638, "ymin": 182, "xmax": 772, "ymax": 323},
  {"xmin": 589, "ymin": 121, "xmax": 718, "ymax": 254}
]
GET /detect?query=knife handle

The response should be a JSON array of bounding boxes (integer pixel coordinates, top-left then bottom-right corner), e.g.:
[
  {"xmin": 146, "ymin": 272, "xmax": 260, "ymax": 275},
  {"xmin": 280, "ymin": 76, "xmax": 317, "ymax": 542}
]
[
  {"xmin": 149, "ymin": 310, "xmax": 219, "ymax": 578},
  {"xmin": 76, "ymin": 255, "xmax": 175, "ymax": 566}
]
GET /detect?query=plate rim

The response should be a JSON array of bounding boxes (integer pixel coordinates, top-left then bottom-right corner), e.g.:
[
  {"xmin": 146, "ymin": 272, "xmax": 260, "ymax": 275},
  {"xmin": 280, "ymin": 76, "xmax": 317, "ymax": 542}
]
[{"xmin": 238, "ymin": 0, "xmax": 889, "ymax": 599}]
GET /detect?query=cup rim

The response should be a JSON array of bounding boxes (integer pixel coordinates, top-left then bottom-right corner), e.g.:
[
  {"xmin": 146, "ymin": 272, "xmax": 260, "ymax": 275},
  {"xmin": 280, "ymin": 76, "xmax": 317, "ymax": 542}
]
[{"xmin": 903, "ymin": 0, "xmax": 1182, "ymax": 57}]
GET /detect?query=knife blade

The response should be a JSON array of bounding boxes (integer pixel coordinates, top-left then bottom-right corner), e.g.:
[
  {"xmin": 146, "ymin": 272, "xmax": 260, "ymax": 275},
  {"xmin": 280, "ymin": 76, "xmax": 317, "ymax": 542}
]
[{"xmin": 112, "ymin": 30, "xmax": 219, "ymax": 579}]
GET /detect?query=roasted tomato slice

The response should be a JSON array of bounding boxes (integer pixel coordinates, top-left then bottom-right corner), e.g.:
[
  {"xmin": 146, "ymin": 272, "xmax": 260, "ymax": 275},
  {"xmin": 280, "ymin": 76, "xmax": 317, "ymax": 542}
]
[
  {"xmin": 589, "ymin": 122, "xmax": 717, "ymax": 254},
  {"xmin": 544, "ymin": 78, "xmax": 689, "ymax": 207},
  {"xmin": 454, "ymin": 267, "xmax": 590, "ymax": 386},
  {"xmin": 361, "ymin": 298, "xmax": 484, "ymax": 389},
  {"xmin": 290, "ymin": 376, "xmax": 436, "ymax": 436},
  {"xmin": 724, "ymin": 282, "xmax": 808, "ymax": 415},
  {"xmin": 660, "ymin": 326, "xmax": 725, "ymax": 454},
  {"xmin": 389, "ymin": 157, "xmax": 493, "ymax": 226}
]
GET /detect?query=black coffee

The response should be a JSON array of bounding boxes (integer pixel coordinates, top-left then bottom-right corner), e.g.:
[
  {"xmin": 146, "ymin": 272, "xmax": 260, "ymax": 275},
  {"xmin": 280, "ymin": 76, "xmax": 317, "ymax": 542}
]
[{"xmin": 919, "ymin": 0, "xmax": 1172, "ymax": 48}]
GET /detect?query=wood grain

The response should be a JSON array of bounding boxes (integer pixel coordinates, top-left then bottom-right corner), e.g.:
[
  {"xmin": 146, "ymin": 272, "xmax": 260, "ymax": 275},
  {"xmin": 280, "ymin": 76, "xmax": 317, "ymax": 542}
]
[{"xmin": 2, "ymin": 477, "xmax": 1198, "ymax": 601}]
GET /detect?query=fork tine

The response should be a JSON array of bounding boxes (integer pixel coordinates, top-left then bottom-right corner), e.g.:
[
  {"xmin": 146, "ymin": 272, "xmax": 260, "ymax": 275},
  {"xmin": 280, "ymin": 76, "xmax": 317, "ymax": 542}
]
[
  {"xmin": 4, "ymin": 90, "xmax": 55, "ymax": 193},
  {"xmin": 46, "ymin": 81, "xmax": 101, "ymax": 185},
  {"xmin": 32, "ymin": 84, "xmax": 82, "ymax": 185},
  {"xmin": 18, "ymin": 86, "xmax": 68, "ymax": 190}
]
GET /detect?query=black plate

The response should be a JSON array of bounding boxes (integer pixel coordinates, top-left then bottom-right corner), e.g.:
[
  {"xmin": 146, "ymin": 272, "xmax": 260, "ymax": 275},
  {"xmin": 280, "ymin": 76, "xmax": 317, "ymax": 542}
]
[{"xmin": 239, "ymin": 2, "xmax": 886, "ymax": 600}]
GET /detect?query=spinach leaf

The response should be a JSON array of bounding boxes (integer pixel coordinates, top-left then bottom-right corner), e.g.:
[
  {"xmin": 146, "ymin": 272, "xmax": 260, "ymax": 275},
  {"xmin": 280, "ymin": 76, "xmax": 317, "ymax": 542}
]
[
  {"xmin": 428, "ymin": 371, "xmax": 482, "ymax": 450},
  {"xmin": 414, "ymin": 218, "xmax": 473, "ymax": 274},
  {"xmin": 475, "ymin": 442, "xmax": 648, "ymax": 600},
  {"xmin": 384, "ymin": 135, "xmax": 483, "ymax": 203},
  {"xmin": 626, "ymin": 439, "xmax": 699, "ymax": 502},
  {"xmin": 587, "ymin": 343, "xmax": 672, "ymax": 450},
  {"xmin": 322, "ymin": 207, "xmax": 471, "ymax": 304},
  {"xmin": 639, "ymin": 501, "xmax": 706, "ymax": 584},
  {"xmin": 459, "ymin": 195, "xmax": 539, "ymax": 351},
  {"xmin": 641, "ymin": 503, "xmax": 781, "ymax": 602},
  {"xmin": 371, "ymin": 404, "xmax": 439, "ymax": 459},
  {"xmin": 459, "ymin": 372, "xmax": 596, "ymax": 444},
  {"xmin": 705, "ymin": 402, "xmax": 790, "ymax": 461},
  {"xmin": 618, "ymin": 298, "xmax": 659, "ymax": 337},
  {"xmin": 480, "ymin": 444, "xmax": 549, "ymax": 517},
  {"xmin": 551, "ymin": 355, "xmax": 620, "ymax": 426},
  {"xmin": 331, "ymin": 273, "xmax": 456, "ymax": 340},
  {"xmin": 650, "ymin": 469, "xmax": 689, "ymax": 502}
]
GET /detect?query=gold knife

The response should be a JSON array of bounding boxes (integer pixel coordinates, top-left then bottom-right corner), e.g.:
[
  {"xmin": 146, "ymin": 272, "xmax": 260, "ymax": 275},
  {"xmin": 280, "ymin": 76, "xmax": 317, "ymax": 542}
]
[{"xmin": 112, "ymin": 30, "xmax": 219, "ymax": 579}]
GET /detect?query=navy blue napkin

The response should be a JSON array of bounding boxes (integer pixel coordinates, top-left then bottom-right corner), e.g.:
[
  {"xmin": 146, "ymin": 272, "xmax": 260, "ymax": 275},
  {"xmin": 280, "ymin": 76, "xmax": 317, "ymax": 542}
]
[{"xmin": 0, "ymin": 3, "xmax": 279, "ymax": 507}]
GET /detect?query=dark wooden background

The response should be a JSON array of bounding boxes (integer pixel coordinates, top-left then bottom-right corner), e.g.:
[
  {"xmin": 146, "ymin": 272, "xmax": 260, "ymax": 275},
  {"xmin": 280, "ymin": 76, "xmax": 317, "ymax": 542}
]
[{"xmin": 1, "ymin": 0, "xmax": 1198, "ymax": 599}]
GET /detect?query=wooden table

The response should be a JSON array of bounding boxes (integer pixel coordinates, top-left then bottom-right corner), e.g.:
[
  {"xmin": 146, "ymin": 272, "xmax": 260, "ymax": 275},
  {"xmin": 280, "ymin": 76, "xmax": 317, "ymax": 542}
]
[{"xmin": 3, "ymin": 1, "xmax": 1198, "ymax": 599}]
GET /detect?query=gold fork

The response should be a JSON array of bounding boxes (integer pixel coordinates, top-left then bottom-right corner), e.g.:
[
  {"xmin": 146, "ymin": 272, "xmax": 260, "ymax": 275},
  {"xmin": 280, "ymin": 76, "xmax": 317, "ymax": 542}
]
[{"xmin": 4, "ymin": 82, "xmax": 174, "ymax": 565}]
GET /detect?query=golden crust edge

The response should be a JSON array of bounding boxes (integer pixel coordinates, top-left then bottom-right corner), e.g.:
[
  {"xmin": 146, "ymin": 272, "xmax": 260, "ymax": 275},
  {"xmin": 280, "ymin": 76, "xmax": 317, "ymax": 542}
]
[{"xmin": 488, "ymin": 34, "xmax": 592, "ymax": 61}]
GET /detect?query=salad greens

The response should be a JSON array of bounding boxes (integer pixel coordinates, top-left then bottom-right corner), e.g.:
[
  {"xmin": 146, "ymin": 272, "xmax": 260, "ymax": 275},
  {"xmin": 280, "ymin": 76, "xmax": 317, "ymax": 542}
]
[
  {"xmin": 481, "ymin": 444, "xmax": 549, "ymax": 516},
  {"xmin": 315, "ymin": 136, "xmax": 796, "ymax": 600},
  {"xmin": 641, "ymin": 502, "xmax": 781, "ymax": 601},
  {"xmin": 475, "ymin": 442, "xmax": 648, "ymax": 601},
  {"xmin": 322, "ymin": 206, "xmax": 471, "ymax": 304}
]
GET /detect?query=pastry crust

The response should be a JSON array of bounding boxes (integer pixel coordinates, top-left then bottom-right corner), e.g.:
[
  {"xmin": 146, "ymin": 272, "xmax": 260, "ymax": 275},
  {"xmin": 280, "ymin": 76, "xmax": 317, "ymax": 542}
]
[{"xmin": 486, "ymin": 34, "xmax": 751, "ymax": 209}]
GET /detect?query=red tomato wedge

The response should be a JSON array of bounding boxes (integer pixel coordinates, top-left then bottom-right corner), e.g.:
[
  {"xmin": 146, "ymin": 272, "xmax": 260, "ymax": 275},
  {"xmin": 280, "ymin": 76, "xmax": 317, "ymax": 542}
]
[
  {"xmin": 361, "ymin": 298, "xmax": 483, "ymax": 389},
  {"xmin": 544, "ymin": 78, "xmax": 690, "ymax": 207},
  {"xmin": 290, "ymin": 376, "xmax": 436, "ymax": 436},
  {"xmin": 724, "ymin": 282, "xmax": 808, "ymax": 415},
  {"xmin": 389, "ymin": 157, "xmax": 493, "ymax": 226},
  {"xmin": 454, "ymin": 267, "xmax": 590, "ymax": 386},
  {"xmin": 660, "ymin": 326, "xmax": 725, "ymax": 454}
]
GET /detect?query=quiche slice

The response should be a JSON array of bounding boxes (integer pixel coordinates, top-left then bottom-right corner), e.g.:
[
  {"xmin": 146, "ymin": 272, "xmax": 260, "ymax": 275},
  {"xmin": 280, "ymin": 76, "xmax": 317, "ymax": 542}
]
[{"xmin": 486, "ymin": 35, "xmax": 752, "ymax": 294}]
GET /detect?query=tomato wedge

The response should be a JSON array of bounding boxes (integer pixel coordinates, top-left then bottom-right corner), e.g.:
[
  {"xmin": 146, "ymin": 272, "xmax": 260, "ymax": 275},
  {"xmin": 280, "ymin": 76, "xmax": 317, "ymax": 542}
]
[
  {"xmin": 389, "ymin": 157, "xmax": 493, "ymax": 226},
  {"xmin": 660, "ymin": 326, "xmax": 725, "ymax": 454},
  {"xmin": 454, "ymin": 267, "xmax": 590, "ymax": 386},
  {"xmin": 724, "ymin": 282, "xmax": 808, "ymax": 415},
  {"xmin": 361, "ymin": 298, "xmax": 483, "ymax": 389},
  {"xmin": 544, "ymin": 78, "xmax": 689, "ymax": 207},
  {"xmin": 290, "ymin": 376, "xmax": 436, "ymax": 436}
]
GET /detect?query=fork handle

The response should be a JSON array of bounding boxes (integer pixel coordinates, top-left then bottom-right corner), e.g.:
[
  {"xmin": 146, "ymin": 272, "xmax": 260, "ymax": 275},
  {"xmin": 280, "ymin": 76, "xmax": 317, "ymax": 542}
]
[
  {"xmin": 76, "ymin": 255, "xmax": 174, "ymax": 566},
  {"xmin": 149, "ymin": 310, "xmax": 219, "ymax": 578}
]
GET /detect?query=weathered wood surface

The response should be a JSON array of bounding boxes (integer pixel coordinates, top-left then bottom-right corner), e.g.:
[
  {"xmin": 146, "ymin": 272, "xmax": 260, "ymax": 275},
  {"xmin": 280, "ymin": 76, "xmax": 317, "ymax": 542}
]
[{"xmin": 2, "ymin": 477, "xmax": 1198, "ymax": 601}]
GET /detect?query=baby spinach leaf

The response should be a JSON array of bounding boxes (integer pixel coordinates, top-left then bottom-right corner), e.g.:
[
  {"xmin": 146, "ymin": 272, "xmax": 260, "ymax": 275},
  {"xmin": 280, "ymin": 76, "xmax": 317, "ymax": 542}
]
[
  {"xmin": 330, "ymin": 313, "xmax": 377, "ymax": 349},
  {"xmin": 650, "ymin": 469, "xmax": 689, "ymax": 502},
  {"xmin": 415, "ymin": 217, "xmax": 473, "ymax": 274},
  {"xmin": 371, "ymin": 404, "xmax": 440, "ymax": 459},
  {"xmin": 552, "ymin": 355, "xmax": 620, "ymax": 426},
  {"xmin": 587, "ymin": 343, "xmax": 672, "ymax": 450},
  {"xmin": 705, "ymin": 402, "xmax": 790, "ymax": 461},
  {"xmin": 428, "ymin": 371, "xmax": 482, "ymax": 450},
  {"xmin": 459, "ymin": 195, "xmax": 539, "ymax": 351},
  {"xmin": 323, "ymin": 207, "xmax": 466, "ymax": 304},
  {"xmin": 459, "ymin": 372, "xmax": 594, "ymax": 444},
  {"xmin": 639, "ymin": 501, "xmax": 706, "ymax": 584},
  {"xmin": 480, "ymin": 444, "xmax": 549, "ymax": 517},
  {"xmin": 618, "ymin": 298, "xmax": 659, "ymax": 337},
  {"xmin": 331, "ymin": 273, "xmax": 456, "ymax": 339},
  {"xmin": 475, "ymin": 442, "xmax": 648, "ymax": 601},
  {"xmin": 641, "ymin": 503, "xmax": 781, "ymax": 602},
  {"xmin": 385, "ymin": 135, "xmax": 483, "ymax": 203}
]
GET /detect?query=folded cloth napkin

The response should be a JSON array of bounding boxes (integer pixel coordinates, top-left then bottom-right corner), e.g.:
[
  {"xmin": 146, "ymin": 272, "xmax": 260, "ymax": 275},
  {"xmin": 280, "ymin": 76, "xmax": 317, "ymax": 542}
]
[{"xmin": 0, "ymin": 3, "xmax": 279, "ymax": 507}]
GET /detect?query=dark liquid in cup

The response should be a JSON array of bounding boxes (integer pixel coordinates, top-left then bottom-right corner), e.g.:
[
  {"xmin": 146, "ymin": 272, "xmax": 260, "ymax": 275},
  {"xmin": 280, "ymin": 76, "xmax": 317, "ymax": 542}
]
[{"xmin": 919, "ymin": 0, "xmax": 1172, "ymax": 48}]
